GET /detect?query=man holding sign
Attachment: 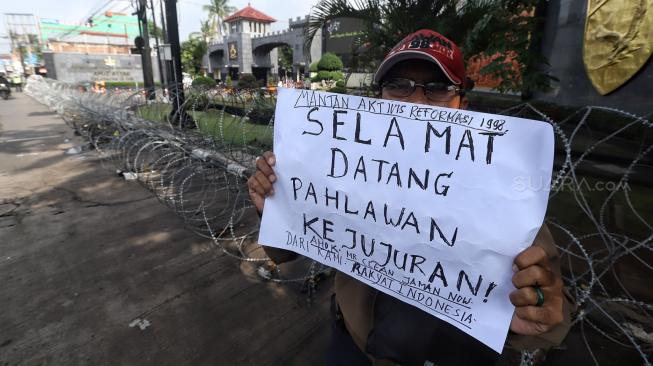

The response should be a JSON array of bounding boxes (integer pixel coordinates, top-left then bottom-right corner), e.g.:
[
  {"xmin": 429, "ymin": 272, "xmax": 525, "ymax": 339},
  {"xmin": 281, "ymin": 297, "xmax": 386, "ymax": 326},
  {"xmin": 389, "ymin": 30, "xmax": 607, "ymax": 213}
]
[{"xmin": 248, "ymin": 30, "xmax": 572, "ymax": 365}]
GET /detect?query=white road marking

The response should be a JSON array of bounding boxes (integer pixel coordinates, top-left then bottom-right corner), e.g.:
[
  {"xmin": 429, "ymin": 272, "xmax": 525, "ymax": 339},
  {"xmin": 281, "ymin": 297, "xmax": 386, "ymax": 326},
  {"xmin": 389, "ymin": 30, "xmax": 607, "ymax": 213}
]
[
  {"xmin": 0, "ymin": 135, "xmax": 62, "ymax": 143},
  {"xmin": 15, "ymin": 152, "xmax": 42, "ymax": 157},
  {"xmin": 128, "ymin": 318, "xmax": 151, "ymax": 330}
]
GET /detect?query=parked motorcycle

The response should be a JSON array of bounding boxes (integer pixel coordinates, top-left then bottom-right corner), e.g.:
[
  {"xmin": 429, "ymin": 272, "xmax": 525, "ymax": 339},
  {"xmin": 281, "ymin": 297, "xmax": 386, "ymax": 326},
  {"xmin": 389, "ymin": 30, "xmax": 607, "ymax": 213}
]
[{"xmin": 0, "ymin": 82, "xmax": 10, "ymax": 100}]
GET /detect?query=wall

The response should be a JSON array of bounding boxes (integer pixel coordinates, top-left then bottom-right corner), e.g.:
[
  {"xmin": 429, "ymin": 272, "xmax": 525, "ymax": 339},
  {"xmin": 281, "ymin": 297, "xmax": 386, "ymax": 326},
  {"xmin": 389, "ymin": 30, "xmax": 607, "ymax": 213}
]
[
  {"xmin": 42, "ymin": 51, "xmax": 160, "ymax": 84},
  {"xmin": 206, "ymin": 14, "xmax": 323, "ymax": 79},
  {"xmin": 536, "ymin": 0, "xmax": 653, "ymax": 115},
  {"xmin": 323, "ymin": 18, "xmax": 364, "ymax": 67},
  {"xmin": 48, "ymin": 42, "xmax": 131, "ymax": 55}
]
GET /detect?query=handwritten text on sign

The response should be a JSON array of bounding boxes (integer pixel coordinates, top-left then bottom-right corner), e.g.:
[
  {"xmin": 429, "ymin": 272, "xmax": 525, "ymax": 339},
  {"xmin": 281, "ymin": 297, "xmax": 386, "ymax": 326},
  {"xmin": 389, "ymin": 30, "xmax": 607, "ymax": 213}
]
[{"xmin": 258, "ymin": 88, "xmax": 554, "ymax": 353}]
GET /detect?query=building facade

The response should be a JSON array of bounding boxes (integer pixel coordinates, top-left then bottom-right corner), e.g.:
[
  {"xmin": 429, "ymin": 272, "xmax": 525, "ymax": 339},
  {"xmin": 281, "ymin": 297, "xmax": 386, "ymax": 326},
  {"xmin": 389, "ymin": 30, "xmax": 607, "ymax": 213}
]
[
  {"xmin": 39, "ymin": 12, "xmax": 140, "ymax": 55},
  {"xmin": 205, "ymin": 5, "xmax": 322, "ymax": 82},
  {"xmin": 38, "ymin": 12, "xmax": 161, "ymax": 84},
  {"xmin": 42, "ymin": 52, "xmax": 160, "ymax": 84}
]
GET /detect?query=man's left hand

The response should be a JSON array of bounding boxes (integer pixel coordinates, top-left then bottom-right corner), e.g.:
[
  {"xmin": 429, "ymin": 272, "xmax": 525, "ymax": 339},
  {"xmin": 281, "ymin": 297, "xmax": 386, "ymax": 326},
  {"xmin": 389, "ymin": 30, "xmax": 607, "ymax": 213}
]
[{"xmin": 509, "ymin": 245, "xmax": 564, "ymax": 335}]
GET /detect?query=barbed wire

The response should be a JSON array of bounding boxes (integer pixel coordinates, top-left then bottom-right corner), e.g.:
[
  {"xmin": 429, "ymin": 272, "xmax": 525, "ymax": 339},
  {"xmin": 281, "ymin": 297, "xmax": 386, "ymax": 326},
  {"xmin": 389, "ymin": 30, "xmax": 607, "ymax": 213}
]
[{"xmin": 24, "ymin": 76, "xmax": 652, "ymax": 365}]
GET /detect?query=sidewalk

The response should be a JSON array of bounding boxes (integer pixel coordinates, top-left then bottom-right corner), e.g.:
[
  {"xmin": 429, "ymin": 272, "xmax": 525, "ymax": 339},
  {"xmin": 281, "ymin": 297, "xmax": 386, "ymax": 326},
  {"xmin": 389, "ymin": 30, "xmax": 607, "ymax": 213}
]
[{"xmin": 0, "ymin": 93, "xmax": 331, "ymax": 365}]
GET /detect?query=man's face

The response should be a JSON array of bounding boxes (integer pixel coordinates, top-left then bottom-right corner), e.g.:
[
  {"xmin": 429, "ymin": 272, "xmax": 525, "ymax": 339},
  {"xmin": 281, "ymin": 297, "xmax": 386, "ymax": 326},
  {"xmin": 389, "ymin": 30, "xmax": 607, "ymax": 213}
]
[{"xmin": 380, "ymin": 59, "xmax": 467, "ymax": 109}]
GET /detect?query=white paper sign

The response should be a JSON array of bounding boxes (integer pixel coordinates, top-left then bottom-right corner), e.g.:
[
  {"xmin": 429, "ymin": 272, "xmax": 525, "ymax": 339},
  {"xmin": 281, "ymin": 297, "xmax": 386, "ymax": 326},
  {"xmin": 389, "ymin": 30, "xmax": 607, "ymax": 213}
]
[{"xmin": 259, "ymin": 88, "xmax": 554, "ymax": 353}]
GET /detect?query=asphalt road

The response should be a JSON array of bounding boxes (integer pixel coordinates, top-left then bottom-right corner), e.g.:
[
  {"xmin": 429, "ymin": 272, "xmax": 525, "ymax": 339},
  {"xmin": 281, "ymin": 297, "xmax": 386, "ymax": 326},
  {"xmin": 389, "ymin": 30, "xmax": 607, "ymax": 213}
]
[{"xmin": 0, "ymin": 92, "xmax": 331, "ymax": 365}]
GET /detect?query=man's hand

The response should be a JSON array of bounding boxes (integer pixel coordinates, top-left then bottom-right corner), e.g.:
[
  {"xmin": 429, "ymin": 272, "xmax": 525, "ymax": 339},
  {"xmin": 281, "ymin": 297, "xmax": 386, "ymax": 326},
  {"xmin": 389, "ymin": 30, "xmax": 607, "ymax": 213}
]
[
  {"xmin": 509, "ymin": 245, "xmax": 564, "ymax": 335},
  {"xmin": 247, "ymin": 151, "xmax": 276, "ymax": 215}
]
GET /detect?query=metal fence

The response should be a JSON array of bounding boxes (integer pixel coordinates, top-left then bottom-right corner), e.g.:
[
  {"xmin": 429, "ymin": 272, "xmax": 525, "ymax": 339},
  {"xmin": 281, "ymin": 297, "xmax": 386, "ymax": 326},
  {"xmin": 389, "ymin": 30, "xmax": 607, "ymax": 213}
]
[{"xmin": 25, "ymin": 76, "xmax": 652, "ymax": 365}]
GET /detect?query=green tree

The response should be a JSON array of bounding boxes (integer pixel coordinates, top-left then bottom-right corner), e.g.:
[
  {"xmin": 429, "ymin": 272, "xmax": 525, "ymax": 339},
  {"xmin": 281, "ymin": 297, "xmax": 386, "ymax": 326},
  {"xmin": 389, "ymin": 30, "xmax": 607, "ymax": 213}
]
[
  {"xmin": 200, "ymin": 19, "xmax": 212, "ymax": 43},
  {"xmin": 237, "ymin": 73, "xmax": 260, "ymax": 89},
  {"xmin": 306, "ymin": 0, "xmax": 554, "ymax": 97},
  {"xmin": 311, "ymin": 53, "xmax": 345, "ymax": 83},
  {"xmin": 317, "ymin": 52, "xmax": 343, "ymax": 71},
  {"xmin": 148, "ymin": 23, "xmax": 165, "ymax": 43},
  {"xmin": 192, "ymin": 76, "xmax": 217, "ymax": 88},
  {"xmin": 181, "ymin": 37, "xmax": 208, "ymax": 75},
  {"xmin": 278, "ymin": 45, "xmax": 293, "ymax": 70},
  {"xmin": 203, "ymin": 0, "xmax": 237, "ymax": 43},
  {"xmin": 465, "ymin": 0, "xmax": 556, "ymax": 97}
]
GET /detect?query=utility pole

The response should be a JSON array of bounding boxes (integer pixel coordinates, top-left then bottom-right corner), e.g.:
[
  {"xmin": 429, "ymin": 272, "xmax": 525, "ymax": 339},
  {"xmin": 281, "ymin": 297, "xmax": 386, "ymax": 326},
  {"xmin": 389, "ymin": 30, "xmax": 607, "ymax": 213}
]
[
  {"xmin": 164, "ymin": 0, "xmax": 193, "ymax": 128},
  {"xmin": 149, "ymin": 0, "xmax": 165, "ymax": 86},
  {"xmin": 136, "ymin": 0, "xmax": 156, "ymax": 99},
  {"xmin": 158, "ymin": 0, "xmax": 172, "ymax": 86}
]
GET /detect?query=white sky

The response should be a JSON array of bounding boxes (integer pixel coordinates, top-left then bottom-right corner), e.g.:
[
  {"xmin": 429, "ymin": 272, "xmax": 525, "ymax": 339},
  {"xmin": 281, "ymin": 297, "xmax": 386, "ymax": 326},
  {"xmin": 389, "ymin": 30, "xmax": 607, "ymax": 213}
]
[{"xmin": 0, "ymin": 0, "xmax": 319, "ymax": 54}]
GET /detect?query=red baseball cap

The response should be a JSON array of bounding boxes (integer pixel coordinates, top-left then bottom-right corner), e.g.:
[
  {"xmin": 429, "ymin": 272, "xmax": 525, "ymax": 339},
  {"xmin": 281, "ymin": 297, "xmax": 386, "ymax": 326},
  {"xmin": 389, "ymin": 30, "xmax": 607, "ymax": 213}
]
[{"xmin": 374, "ymin": 29, "xmax": 466, "ymax": 86}]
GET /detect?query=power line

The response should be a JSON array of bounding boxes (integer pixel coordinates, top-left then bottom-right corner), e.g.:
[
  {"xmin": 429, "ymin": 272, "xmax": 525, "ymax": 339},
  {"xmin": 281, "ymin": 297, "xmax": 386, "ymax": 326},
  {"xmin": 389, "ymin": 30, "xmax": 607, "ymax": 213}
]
[
  {"xmin": 50, "ymin": 0, "xmax": 123, "ymax": 40},
  {"xmin": 53, "ymin": 4, "xmax": 134, "ymax": 42},
  {"xmin": 178, "ymin": 0, "xmax": 206, "ymax": 7}
]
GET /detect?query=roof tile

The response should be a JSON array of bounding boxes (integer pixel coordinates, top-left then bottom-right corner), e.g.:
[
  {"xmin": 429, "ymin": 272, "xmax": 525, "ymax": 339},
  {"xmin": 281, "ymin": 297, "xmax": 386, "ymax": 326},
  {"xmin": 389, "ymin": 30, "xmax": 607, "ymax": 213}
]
[{"xmin": 224, "ymin": 5, "xmax": 276, "ymax": 23}]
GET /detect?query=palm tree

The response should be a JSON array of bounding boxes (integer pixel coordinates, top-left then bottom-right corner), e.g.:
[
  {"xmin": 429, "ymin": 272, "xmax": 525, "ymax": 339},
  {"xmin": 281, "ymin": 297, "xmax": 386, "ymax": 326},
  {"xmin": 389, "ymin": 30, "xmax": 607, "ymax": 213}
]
[
  {"xmin": 307, "ymin": 1, "xmax": 492, "ymax": 63},
  {"xmin": 305, "ymin": 0, "xmax": 553, "ymax": 96},
  {"xmin": 203, "ymin": 0, "xmax": 236, "ymax": 43},
  {"xmin": 200, "ymin": 19, "xmax": 212, "ymax": 44}
]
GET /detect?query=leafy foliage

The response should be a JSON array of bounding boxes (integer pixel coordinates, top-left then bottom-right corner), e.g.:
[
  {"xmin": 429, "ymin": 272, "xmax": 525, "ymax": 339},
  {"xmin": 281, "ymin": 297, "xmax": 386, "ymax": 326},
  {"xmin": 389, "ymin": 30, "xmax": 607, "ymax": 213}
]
[
  {"xmin": 186, "ymin": 91, "xmax": 210, "ymax": 110},
  {"xmin": 147, "ymin": 23, "xmax": 165, "ymax": 42},
  {"xmin": 268, "ymin": 74, "xmax": 280, "ymax": 85},
  {"xmin": 181, "ymin": 37, "xmax": 208, "ymax": 76},
  {"xmin": 317, "ymin": 52, "xmax": 344, "ymax": 71},
  {"xmin": 192, "ymin": 76, "xmax": 217, "ymax": 89},
  {"xmin": 249, "ymin": 98, "xmax": 276, "ymax": 125},
  {"xmin": 237, "ymin": 73, "xmax": 260, "ymax": 89},
  {"xmin": 104, "ymin": 81, "xmax": 161, "ymax": 88},
  {"xmin": 312, "ymin": 70, "xmax": 344, "ymax": 82},
  {"xmin": 200, "ymin": 19, "xmax": 212, "ymax": 42},
  {"xmin": 329, "ymin": 85, "xmax": 348, "ymax": 94},
  {"xmin": 203, "ymin": 0, "xmax": 237, "ymax": 41},
  {"xmin": 311, "ymin": 53, "xmax": 345, "ymax": 82},
  {"xmin": 465, "ymin": 0, "xmax": 557, "ymax": 96},
  {"xmin": 278, "ymin": 45, "xmax": 294, "ymax": 70},
  {"xmin": 305, "ymin": 0, "xmax": 554, "ymax": 97}
]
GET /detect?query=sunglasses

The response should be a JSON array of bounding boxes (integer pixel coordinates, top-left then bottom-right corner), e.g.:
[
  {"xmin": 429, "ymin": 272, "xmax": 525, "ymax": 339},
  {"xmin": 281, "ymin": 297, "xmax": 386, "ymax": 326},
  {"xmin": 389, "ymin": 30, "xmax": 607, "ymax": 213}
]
[{"xmin": 381, "ymin": 78, "xmax": 462, "ymax": 102}]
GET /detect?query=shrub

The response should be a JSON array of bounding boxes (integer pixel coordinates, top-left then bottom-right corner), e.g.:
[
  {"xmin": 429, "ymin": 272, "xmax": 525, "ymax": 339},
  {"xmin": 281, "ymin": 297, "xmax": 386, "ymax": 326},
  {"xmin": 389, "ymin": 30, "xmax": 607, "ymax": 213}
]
[
  {"xmin": 185, "ymin": 91, "xmax": 209, "ymax": 110},
  {"xmin": 249, "ymin": 97, "xmax": 275, "ymax": 125},
  {"xmin": 311, "ymin": 70, "xmax": 345, "ymax": 82},
  {"xmin": 329, "ymin": 86, "xmax": 347, "ymax": 94},
  {"xmin": 317, "ymin": 52, "xmax": 343, "ymax": 71},
  {"xmin": 104, "ymin": 81, "xmax": 161, "ymax": 88},
  {"xmin": 269, "ymin": 74, "xmax": 279, "ymax": 85},
  {"xmin": 191, "ymin": 76, "xmax": 216, "ymax": 89},
  {"xmin": 237, "ymin": 73, "xmax": 260, "ymax": 89},
  {"xmin": 329, "ymin": 71, "xmax": 344, "ymax": 81},
  {"xmin": 225, "ymin": 75, "xmax": 233, "ymax": 88},
  {"xmin": 309, "ymin": 61, "xmax": 319, "ymax": 72},
  {"xmin": 335, "ymin": 80, "xmax": 346, "ymax": 88},
  {"xmin": 314, "ymin": 70, "xmax": 331, "ymax": 82}
]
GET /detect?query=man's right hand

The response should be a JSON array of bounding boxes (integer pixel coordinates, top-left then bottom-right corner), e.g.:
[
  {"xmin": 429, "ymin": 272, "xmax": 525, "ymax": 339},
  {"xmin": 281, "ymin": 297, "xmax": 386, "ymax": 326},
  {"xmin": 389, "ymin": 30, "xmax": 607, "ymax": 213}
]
[{"xmin": 247, "ymin": 151, "xmax": 277, "ymax": 215}]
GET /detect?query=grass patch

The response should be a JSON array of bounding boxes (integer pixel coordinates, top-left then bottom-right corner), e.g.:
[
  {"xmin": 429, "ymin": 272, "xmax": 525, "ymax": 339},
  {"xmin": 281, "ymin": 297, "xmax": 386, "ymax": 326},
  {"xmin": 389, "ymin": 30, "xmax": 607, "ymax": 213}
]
[
  {"xmin": 191, "ymin": 109, "xmax": 272, "ymax": 149},
  {"xmin": 105, "ymin": 81, "xmax": 162, "ymax": 88},
  {"xmin": 136, "ymin": 104, "xmax": 272, "ymax": 149},
  {"xmin": 136, "ymin": 103, "xmax": 171, "ymax": 122}
]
